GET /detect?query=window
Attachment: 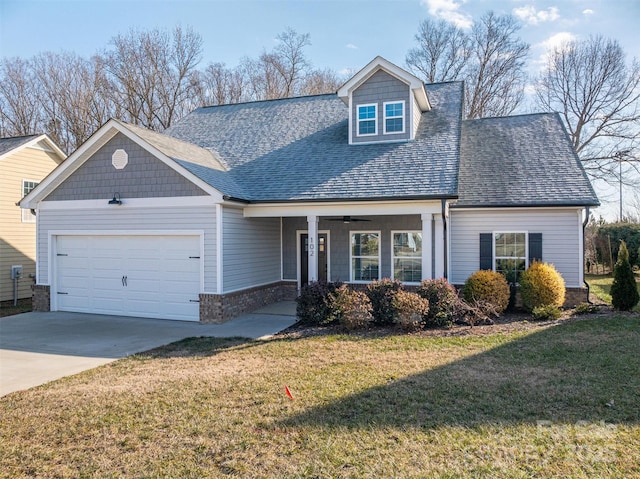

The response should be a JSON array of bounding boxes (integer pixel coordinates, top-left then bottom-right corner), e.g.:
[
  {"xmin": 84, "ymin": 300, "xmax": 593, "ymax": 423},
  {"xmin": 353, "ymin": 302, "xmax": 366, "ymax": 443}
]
[
  {"xmin": 392, "ymin": 231, "xmax": 422, "ymax": 283},
  {"xmin": 494, "ymin": 232, "xmax": 527, "ymax": 283},
  {"xmin": 357, "ymin": 104, "xmax": 377, "ymax": 136},
  {"xmin": 351, "ymin": 232, "xmax": 380, "ymax": 281},
  {"xmin": 21, "ymin": 180, "xmax": 38, "ymax": 223},
  {"xmin": 383, "ymin": 101, "xmax": 404, "ymax": 134}
]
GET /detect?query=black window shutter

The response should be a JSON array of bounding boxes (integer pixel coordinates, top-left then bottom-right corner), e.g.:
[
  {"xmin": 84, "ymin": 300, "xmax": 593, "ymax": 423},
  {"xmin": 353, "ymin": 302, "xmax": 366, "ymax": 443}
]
[
  {"xmin": 529, "ymin": 233, "xmax": 542, "ymax": 264},
  {"xmin": 479, "ymin": 233, "xmax": 493, "ymax": 270}
]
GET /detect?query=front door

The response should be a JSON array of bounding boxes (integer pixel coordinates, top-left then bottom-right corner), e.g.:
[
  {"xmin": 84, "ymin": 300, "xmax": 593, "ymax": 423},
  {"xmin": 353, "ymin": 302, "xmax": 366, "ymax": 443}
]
[{"xmin": 300, "ymin": 233, "xmax": 328, "ymax": 287}]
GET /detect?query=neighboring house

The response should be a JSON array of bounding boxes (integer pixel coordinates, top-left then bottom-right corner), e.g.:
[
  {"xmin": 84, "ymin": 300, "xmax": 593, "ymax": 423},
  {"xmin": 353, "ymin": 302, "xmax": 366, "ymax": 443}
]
[
  {"xmin": 21, "ymin": 57, "xmax": 599, "ymax": 323},
  {"xmin": 1, "ymin": 134, "xmax": 66, "ymax": 303}
]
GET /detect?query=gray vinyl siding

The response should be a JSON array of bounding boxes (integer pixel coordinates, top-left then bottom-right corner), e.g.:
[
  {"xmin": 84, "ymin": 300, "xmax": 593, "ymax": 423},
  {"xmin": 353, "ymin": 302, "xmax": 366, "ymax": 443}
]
[
  {"xmin": 222, "ymin": 207, "xmax": 281, "ymax": 292},
  {"xmin": 352, "ymin": 70, "xmax": 411, "ymax": 143},
  {"xmin": 449, "ymin": 209, "xmax": 583, "ymax": 287},
  {"xmin": 282, "ymin": 215, "xmax": 422, "ymax": 282},
  {"xmin": 45, "ymin": 133, "xmax": 206, "ymax": 201},
  {"xmin": 36, "ymin": 204, "xmax": 217, "ymax": 291}
]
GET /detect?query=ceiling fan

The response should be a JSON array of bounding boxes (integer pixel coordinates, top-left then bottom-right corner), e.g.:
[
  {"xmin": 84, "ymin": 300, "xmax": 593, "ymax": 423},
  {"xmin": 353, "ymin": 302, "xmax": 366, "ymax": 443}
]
[{"xmin": 326, "ymin": 216, "xmax": 371, "ymax": 223}]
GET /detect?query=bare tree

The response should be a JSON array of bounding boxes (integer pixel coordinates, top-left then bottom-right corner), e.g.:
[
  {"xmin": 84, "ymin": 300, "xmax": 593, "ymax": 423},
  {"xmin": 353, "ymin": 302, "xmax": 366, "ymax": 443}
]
[
  {"xmin": 240, "ymin": 28, "xmax": 313, "ymax": 101},
  {"xmin": 465, "ymin": 12, "xmax": 529, "ymax": 119},
  {"xmin": 405, "ymin": 12, "xmax": 529, "ymax": 119},
  {"xmin": 405, "ymin": 18, "xmax": 471, "ymax": 83},
  {"xmin": 104, "ymin": 26, "xmax": 203, "ymax": 130},
  {"xmin": 195, "ymin": 62, "xmax": 247, "ymax": 106},
  {"xmin": 300, "ymin": 68, "xmax": 343, "ymax": 95},
  {"xmin": 0, "ymin": 57, "xmax": 42, "ymax": 137},
  {"xmin": 535, "ymin": 35, "xmax": 640, "ymax": 185}
]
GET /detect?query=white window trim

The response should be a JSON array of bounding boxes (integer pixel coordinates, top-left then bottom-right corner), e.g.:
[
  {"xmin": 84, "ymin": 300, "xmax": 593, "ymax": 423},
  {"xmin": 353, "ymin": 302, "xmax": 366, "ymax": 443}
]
[
  {"xmin": 21, "ymin": 179, "xmax": 39, "ymax": 223},
  {"xmin": 350, "ymin": 230, "xmax": 381, "ymax": 283},
  {"xmin": 383, "ymin": 100, "xmax": 405, "ymax": 135},
  {"xmin": 391, "ymin": 230, "xmax": 422, "ymax": 284},
  {"xmin": 356, "ymin": 103, "xmax": 378, "ymax": 137},
  {"xmin": 493, "ymin": 231, "xmax": 529, "ymax": 279}
]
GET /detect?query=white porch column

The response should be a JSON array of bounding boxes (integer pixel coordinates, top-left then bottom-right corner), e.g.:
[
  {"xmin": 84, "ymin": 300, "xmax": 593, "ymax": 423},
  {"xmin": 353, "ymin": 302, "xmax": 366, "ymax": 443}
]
[
  {"xmin": 307, "ymin": 215, "xmax": 319, "ymax": 282},
  {"xmin": 433, "ymin": 213, "xmax": 445, "ymax": 278},
  {"xmin": 421, "ymin": 213, "xmax": 433, "ymax": 280}
]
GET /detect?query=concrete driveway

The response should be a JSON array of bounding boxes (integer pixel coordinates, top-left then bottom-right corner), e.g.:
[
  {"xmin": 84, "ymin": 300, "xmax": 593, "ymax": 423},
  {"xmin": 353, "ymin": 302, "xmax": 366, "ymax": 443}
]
[{"xmin": 0, "ymin": 302, "xmax": 297, "ymax": 396}]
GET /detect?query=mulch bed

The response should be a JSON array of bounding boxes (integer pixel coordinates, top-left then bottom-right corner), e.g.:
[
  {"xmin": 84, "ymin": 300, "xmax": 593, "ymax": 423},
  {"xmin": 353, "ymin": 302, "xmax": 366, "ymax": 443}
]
[{"xmin": 276, "ymin": 297, "xmax": 635, "ymax": 340}]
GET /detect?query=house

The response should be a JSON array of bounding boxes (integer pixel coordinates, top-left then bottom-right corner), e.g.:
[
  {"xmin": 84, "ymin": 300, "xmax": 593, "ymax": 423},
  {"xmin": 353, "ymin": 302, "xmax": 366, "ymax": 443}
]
[
  {"xmin": 1, "ymin": 134, "xmax": 66, "ymax": 304},
  {"xmin": 20, "ymin": 57, "xmax": 599, "ymax": 322}
]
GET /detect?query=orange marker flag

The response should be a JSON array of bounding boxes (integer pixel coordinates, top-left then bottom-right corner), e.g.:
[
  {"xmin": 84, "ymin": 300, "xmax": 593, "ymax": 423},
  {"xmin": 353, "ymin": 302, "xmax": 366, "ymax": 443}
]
[{"xmin": 284, "ymin": 385, "xmax": 295, "ymax": 400}]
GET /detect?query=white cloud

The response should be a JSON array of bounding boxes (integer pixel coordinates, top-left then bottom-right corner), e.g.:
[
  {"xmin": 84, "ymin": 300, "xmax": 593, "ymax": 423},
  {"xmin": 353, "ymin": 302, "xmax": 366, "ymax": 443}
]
[
  {"xmin": 513, "ymin": 5, "xmax": 560, "ymax": 25},
  {"xmin": 345, "ymin": 43, "xmax": 358, "ymax": 50},
  {"xmin": 540, "ymin": 31, "xmax": 577, "ymax": 51},
  {"xmin": 420, "ymin": 0, "xmax": 473, "ymax": 30},
  {"xmin": 583, "ymin": 9, "xmax": 594, "ymax": 15}
]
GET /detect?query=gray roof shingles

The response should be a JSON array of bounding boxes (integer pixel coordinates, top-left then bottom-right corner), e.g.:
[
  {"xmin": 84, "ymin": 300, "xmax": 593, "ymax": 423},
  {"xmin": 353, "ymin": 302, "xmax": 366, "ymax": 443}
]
[
  {"xmin": 0, "ymin": 135, "xmax": 39, "ymax": 157},
  {"xmin": 165, "ymin": 82, "xmax": 463, "ymax": 202},
  {"xmin": 456, "ymin": 113, "xmax": 599, "ymax": 207}
]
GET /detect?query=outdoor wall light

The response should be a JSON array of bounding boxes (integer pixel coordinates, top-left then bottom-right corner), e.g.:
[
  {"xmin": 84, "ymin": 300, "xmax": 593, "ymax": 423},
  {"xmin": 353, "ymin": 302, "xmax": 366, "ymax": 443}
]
[{"xmin": 108, "ymin": 193, "xmax": 122, "ymax": 205}]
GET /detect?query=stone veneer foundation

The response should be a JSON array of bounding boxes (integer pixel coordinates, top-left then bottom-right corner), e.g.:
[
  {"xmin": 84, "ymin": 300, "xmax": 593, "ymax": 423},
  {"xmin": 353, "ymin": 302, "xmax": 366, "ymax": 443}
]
[
  {"xmin": 32, "ymin": 284, "xmax": 51, "ymax": 312},
  {"xmin": 199, "ymin": 281, "xmax": 298, "ymax": 324}
]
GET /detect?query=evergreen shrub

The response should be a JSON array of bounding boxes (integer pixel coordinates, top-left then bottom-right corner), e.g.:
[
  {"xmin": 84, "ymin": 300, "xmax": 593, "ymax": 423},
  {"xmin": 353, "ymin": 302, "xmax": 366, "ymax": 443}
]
[
  {"xmin": 611, "ymin": 240, "xmax": 640, "ymax": 311},
  {"xmin": 366, "ymin": 278, "xmax": 404, "ymax": 325},
  {"xmin": 519, "ymin": 261, "xmax": 566, "ymax": 311},
  {"xmin": 416, "ymin": 278, "xmax": 459, "ymax": 327},
  {"xmin": 392, "ymin": 290, "xmax": 430, "ymax": 331},
  {"xmin": 462, "ymin": 270, "xmax": 510, "ymax": 315}
]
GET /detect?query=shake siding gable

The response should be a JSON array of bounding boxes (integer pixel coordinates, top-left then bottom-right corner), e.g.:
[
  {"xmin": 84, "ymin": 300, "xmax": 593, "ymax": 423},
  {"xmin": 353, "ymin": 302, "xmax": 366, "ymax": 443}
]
[
  {"xmin": 449, "ymin": 209, "xmax": 582, "ymax": 287},
  {"xmin": 36, "ymin": 206, "xmax": 217, "ymax": 292},
  {"xmin": 45, "ymin": 133, "xmax": 206, "ymax": 201},
  {"xmin": 352, "ymin": 70, "xmax": 411, "ymax": 143},
  {"xmin": 222, "ymin": 206, "xmax": 281, "ymax": 293}
]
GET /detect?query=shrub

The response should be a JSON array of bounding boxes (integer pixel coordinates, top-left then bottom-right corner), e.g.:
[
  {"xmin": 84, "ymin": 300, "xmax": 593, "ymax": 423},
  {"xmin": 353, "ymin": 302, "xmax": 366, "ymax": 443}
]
[
  {"xmin": 296, "ymin": 281, "xmax": 342, "ymax": 325},
  {"xmin": 610, "ymin": 240, "xmax": 640, "ymax": 311},
  {"xmin": 531, "ymin": 304, "xmax": 562, "ymax": 321},
  {"xmin": 462, "ymin": 270, "xmax": 510, "ymax": 315},
  {"xmin": 392, "ymin": 290, "xmax": 430, "ymax": 332},
  {"xmin": 573, "ymin": 302, "xmax": 599, "ymax": 315},
  {"xmin": 416, "ymin": 278, "xmax": 459, "ymax": 327},
  {"xmin": 366, "ymin": 278, "xmax": 403, "ymax": 325},
  {"xmin": 330, "ymin": 285, "xmax": 373, "ymax": 331},
  {"xmin": 519, "ymin": 261, "xmax": 566, "ymax": 311}
]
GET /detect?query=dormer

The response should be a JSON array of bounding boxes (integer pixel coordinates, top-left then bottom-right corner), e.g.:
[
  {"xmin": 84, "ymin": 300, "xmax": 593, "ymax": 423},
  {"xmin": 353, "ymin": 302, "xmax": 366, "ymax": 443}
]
[{"xmin": 337, "ymin": 56, "xmax": 431, "ymax": 145}]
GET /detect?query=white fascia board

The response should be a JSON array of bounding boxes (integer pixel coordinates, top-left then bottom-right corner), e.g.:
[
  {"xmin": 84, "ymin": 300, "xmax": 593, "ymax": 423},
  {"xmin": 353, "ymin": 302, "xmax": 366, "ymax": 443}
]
[
  {"xmin": 39, "ymin": 196, "xmax": 218, "ymax": 210},
  {"xmin": 21, "ymin": 119, "xmax": 223, "ymax": 209},
  {"xmin": 449, "ymin": 206, "xmax": 584, "ymax": 213},
  {"xmin": 337, "ymin": 56, "xmax": 431, "ymax": 111},
  {"xmin": 243, "ymin": 200, "xmax": 443, "ymax": 218}
]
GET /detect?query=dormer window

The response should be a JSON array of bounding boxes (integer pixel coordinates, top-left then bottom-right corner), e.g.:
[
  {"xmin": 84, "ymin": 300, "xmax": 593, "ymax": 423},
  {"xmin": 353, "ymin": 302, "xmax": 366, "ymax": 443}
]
[
  {"xmin": 384, "ymin": 101, "xmax": 404, "ymax": 134},
  {"xmin": 357, "ymin": 104, "xmax": 377, "ymax": 136}
]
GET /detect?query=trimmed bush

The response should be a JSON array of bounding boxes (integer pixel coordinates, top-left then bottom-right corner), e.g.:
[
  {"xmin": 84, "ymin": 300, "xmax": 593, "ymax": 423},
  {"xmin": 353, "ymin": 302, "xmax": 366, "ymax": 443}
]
[
  {"xmin": 366, "ymin": 278, "xmax": 403, "ymax": 325},
  {"xmin": 392, "ymin": 290, "xmax": 430, "ymax": 332},
  {"xmin": 519, "ymin": 261, "xmax": 566, "ymax": 311},
  {"xmin": 573, "ymin": 302, "xmax": 599, "ymax": 315},
  {"xmin": 462, "ymin": 270, "xmax": 510, "ymax": 315},
  {"xmin": 330, "ymin": 285, "xmax": 373, "ymax": 331},
  {"xmin": 531, "ymin": 304, "xmax": 562, "ymax": 321},
  {"xmin": 416, "ymin": 278, "xmax": 459, "ymax": 327},
  {"xmin": 611, "ymin": 240, "xmax": 640, "ymax": 311},
  {"xmin": 296, "ymin": 281, "xmax": 342, "ymax": 325}
]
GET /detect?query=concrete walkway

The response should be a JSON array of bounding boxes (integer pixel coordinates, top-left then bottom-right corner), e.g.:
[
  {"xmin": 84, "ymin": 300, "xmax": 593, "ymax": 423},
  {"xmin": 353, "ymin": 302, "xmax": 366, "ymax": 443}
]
[{"xmin": 0, "ymin": 302, "xmax": 297, "ymax": 396}]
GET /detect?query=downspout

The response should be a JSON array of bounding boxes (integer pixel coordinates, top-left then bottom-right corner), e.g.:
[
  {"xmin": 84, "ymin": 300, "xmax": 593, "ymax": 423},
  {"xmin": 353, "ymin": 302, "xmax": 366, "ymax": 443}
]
[
  {"xmin": 441, "ymin": 199, "xmax": 448, "ymax": 279},
  {"xmin": 583, "ymin": 206, "xmax": 592, "ymax": 304}
]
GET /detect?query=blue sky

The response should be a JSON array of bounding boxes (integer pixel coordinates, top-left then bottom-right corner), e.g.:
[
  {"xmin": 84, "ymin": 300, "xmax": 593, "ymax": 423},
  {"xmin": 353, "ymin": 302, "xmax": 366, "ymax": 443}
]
[{"xmin": 1, "ymin": 0, "xmax": 639, "ymax": 219}]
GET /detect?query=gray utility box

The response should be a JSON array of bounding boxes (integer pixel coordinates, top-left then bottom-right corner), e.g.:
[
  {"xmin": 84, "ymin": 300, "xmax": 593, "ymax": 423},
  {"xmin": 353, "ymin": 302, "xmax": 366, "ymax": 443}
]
[{"xmin": 11, "ymin": 265, "xmax": 23, "ymax": 279}]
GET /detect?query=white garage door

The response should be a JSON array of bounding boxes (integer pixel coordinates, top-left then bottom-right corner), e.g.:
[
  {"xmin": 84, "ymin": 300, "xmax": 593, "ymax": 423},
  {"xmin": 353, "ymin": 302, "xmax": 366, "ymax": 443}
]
[{"xmin": 55, "ymin": 235, "xmax": 201, "ymax": 321}]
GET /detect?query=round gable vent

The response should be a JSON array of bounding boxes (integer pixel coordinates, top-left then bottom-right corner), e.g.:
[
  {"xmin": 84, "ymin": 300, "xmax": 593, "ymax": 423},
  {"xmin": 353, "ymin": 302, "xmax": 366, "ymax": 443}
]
[{"xmin": 112, "ymin": 149, "xmax": 128, "ymax": 169}]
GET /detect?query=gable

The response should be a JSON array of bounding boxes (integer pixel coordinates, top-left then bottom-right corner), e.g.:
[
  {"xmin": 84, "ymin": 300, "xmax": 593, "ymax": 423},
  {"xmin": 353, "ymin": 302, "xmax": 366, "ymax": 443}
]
[
  {"xmin": 44, "ymin": 133, "xmax": 207, "ymax": 201},
  {"xmin": 351, "ymin": 70, "xmax": 411, "ymax": 144}
]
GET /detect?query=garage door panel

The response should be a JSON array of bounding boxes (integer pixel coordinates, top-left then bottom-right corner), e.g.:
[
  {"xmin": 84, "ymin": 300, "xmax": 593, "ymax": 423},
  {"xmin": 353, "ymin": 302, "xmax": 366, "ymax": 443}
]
[{"xmin": 55, "ymin": 235, "xmax": 201, "ymax": 321}]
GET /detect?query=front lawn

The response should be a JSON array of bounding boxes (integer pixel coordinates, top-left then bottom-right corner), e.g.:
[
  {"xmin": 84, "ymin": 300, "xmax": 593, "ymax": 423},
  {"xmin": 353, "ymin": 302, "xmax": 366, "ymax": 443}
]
[{"xmin": 1, "ymin": 316, "xmax": 639, "ymax": 478}]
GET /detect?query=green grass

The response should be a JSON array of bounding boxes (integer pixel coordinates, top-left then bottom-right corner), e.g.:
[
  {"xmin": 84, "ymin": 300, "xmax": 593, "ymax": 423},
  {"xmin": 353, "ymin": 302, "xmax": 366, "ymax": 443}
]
[
  {"xmin": 586, "ymin": 273, "xmax": 640, "ymax": 311},
  {"xmin": 1, "ymin": 316, "xmax": 639, "ymax": 478}
]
